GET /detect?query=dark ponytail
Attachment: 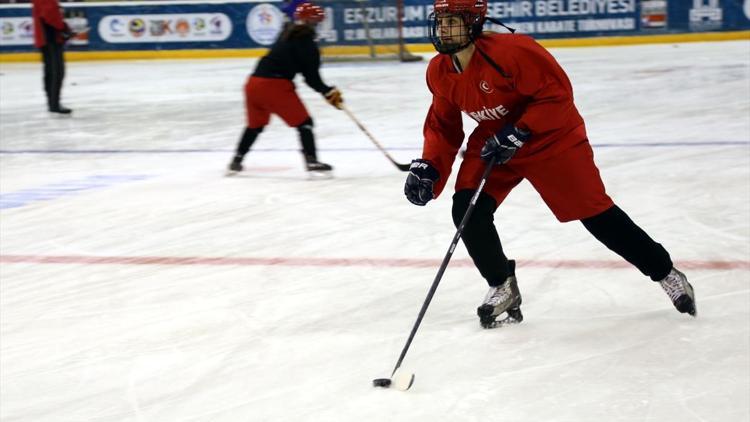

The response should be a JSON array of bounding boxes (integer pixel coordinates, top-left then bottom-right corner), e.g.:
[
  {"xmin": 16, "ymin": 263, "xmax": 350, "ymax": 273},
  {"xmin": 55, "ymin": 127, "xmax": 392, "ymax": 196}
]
[{"xmin": 281, "ymin": 23, "xmax": 315, "ymax": 41}]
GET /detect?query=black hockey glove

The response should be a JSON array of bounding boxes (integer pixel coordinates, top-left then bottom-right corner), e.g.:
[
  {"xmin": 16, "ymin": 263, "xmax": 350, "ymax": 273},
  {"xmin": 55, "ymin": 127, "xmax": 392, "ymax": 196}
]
[
  {"xmin": 481, "ymin": 124, "xmax": 531, "ymax": 165},
  {"xmin": 404, "ymin": 159, "xmax": 439, "ymax": 206},
  {"xmin": 61, "ymin": 24, "xmax": 75, "ymax": 42}
]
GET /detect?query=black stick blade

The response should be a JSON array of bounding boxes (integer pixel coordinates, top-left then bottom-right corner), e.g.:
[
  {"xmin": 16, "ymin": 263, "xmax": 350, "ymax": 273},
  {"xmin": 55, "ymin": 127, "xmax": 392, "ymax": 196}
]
[{"xmin": 372, "ymin": 378, "xmax": 392, "ymax": 388}]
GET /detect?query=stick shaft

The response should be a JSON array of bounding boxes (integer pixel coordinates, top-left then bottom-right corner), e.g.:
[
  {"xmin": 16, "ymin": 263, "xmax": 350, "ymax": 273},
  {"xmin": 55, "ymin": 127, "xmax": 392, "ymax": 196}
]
[
  {"xmin": 342, "ymin": 106, "xmax": 410, "ymax": 171},
  {"xmin": 391, "ymin": 157, "xmax": 496, "ymax": 376}
]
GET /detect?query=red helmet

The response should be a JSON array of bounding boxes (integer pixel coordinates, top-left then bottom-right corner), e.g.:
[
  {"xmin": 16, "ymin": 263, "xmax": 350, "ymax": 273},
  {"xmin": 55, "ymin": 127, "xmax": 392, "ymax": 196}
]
[
  {"xmin": 433, "ymin": 0, "xmax": 487, "ymax": 19},
  {"xmin": 294, "ymin": 3, "xmax": 325, "ymax": 24},
  {"xmin": 429, "ymin": 0, "xmax": 486, "ymax": 53}
]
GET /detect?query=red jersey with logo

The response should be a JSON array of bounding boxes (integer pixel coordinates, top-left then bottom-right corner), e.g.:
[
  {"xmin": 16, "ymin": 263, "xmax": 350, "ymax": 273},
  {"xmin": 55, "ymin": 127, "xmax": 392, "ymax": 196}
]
[
  {"xmin": 423, "ymin": 32, "xmax": 590, "ymax": 197},
  {"xmin": 421, "ymin": 32, "xmax": 613, "ymax": 221}
]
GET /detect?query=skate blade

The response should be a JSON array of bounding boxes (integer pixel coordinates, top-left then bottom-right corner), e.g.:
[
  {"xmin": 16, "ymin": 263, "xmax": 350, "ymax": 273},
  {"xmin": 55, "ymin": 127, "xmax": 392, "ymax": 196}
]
[
  {"xmin": 674, "ymin": 292, "xmax": 697, "ymax": 317},
  {"xmin": 479, "ymin": 306, "xmax": 523, "ymax": 329},
  {"xmin": 225, "ymin": 170, "xmax": 240, "ymax": 177},
  {"xmin": 481, "ymin": 314, "xmax": 522, "ymax": 329},
  {"xmin": 307, "ymin": 170, "xmax": 333, "ymax": 180}
]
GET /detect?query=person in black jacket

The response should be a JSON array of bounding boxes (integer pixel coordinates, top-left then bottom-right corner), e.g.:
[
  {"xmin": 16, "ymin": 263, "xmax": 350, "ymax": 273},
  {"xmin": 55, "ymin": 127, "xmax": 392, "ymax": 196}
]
[{"xmin": 228, "ymin": 2, "xmax": 342, "ymax": 174}]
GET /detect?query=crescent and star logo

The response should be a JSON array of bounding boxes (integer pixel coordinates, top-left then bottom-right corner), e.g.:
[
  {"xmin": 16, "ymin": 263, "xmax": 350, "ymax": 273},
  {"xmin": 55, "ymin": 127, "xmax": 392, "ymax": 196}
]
[{"xmin": 479, "ymin": 80, "xmax": 493, "ymax": 94}]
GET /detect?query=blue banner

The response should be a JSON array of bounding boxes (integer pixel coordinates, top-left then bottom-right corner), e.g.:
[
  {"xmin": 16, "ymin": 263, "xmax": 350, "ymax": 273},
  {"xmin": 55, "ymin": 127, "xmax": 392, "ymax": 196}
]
[{"xmin": 1, "ymin": 0, "xmax": 749, "ymax": 53}]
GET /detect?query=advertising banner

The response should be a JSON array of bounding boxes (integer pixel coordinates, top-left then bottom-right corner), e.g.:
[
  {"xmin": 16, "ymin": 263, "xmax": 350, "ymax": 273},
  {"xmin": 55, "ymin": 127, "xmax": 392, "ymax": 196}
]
[
  {"xmin": 98, "ymin": 13, "xmax": 233, "ymax": 43},
  {"xmin": 1, "ymin": 0, "xmax": 749, "ymax": 53},
  {"xmin": 0, "ymin": 16, "xmax": 33, "ymax": 46}
]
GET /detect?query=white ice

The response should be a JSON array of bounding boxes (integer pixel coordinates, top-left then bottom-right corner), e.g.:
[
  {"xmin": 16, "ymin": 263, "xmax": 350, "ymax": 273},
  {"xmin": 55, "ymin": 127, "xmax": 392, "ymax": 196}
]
[{"xmin": 1, "ymin": 40, "xmax": 749, "ymax": 422}]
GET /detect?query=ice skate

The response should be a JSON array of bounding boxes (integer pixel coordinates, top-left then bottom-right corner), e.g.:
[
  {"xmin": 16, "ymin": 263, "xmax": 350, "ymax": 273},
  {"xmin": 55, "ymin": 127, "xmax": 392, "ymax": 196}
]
[
  {"xmin": 49, "ymin": 106, "xmax": 72, "ymax": 114},
  {"xmin": 48, "ymin": 106, "xmax": 72, "ymax": 118},
  {"xmin": 477, "ymin": 259, "xmax": 523, "ymax": 328},
  {"xmin": 305, "ymin": 158, "xmax": 333, "ymax": 179},
  {"xmin": 658, "ymin": 268, "xmax": 696, "ymax": 317},
  {"xmin": 226, "ymin": 156, "xmax": 244, "ymax": 176}
]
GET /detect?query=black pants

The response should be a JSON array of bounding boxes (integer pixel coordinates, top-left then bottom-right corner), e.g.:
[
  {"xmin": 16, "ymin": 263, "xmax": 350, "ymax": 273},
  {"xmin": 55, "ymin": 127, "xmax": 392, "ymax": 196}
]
[
  {"xmin": 452, "ymin": 189, "xmax": 673, "ymax": 286},
  {"xmin": 234, "ymin": 118, "xmax": 317, "ymax": 160},
  {"xmin": 40, "ymin": 28, "xmax": 65, "ymax": 110}
]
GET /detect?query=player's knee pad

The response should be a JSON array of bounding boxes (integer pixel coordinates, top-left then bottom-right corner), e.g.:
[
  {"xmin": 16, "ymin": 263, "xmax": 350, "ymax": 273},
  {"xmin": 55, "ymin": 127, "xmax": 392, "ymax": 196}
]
[{"xmin": 452, "ymin": 189, "xmax": 497, "ymax": 231}]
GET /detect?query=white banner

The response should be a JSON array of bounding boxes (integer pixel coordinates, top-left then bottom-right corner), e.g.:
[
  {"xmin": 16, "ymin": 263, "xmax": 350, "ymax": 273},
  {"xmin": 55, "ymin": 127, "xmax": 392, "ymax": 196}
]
[
  {"xmin": 98, "ymin": 13, "xmax": 232, "ymax": 43},
  {"xmin": 0, "ymin": 17, "xmax": 33, "ymax": 46}
]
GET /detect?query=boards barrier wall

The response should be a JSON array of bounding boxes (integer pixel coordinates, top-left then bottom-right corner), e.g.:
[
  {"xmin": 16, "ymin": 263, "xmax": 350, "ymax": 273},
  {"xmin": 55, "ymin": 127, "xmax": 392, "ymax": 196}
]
[{"xmin": 1, "ymin": 0, "xmax": 749, "ymax": 57}]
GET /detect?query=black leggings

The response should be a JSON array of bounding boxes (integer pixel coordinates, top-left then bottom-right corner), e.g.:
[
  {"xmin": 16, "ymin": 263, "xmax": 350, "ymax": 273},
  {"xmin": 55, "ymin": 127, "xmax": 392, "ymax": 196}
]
[
  {"xmin": 40, "ymin": 25, "xmax": 65, "ymax": 110},
  {"xmin": 452, "ymin": 189, "xmax": 673, "ymax": 285},
  {"xmin": 581, "ymin": 205, "xmax": 672, "ymax": 281},
  {"xmin": 234, "ymin": 118, "xmax": 316, "ymax": 160},
  {"xmin": 452, "ymin": 190, "xmax": 510, "ymax": 286}
]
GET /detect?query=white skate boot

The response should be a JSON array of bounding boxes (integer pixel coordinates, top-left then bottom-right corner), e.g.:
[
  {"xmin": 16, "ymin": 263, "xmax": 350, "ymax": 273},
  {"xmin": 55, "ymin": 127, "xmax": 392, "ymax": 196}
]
[
  {"xmin": 659, "ymin": 268, "xmax": 696, "ymax": 317},
  {"xmin": 477, "ymin": 260, "xmax": 523, "ymax": 328}
]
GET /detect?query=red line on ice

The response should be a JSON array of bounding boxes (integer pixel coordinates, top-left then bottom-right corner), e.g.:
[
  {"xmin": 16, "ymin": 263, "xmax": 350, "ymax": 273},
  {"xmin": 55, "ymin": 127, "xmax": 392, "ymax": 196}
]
[{"xmin": 0, "ymin": 255, "xmax": 747, "ymax": 270}]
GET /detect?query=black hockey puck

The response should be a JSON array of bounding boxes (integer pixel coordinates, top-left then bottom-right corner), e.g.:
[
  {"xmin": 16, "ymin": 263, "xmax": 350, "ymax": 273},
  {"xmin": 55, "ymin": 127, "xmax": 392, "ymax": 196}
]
[{"xmin": 372, "ymin": 378, "xmax": 391, "ymax": 388}]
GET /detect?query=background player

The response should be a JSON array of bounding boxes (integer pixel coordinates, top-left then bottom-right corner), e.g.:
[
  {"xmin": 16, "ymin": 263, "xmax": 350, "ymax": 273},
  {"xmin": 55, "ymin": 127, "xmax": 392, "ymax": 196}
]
[
  {"xmin": 32, "ymin": 0, "xmax": 75, "ymax": 114},
  {"xmin": 228, "ymin": 2, "xmax": 343, "ymax": 175}
]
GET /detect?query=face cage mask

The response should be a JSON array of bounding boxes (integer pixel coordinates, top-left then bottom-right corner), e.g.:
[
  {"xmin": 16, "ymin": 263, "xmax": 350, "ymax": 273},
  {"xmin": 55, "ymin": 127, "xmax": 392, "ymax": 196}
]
[{"xmin": 428, "ymin": 12, "xmax": 481, "ymax": 54}]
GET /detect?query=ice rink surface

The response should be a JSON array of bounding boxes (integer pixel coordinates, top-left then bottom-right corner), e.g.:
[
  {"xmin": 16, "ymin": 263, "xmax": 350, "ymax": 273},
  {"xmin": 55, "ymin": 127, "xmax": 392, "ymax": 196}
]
[{"xmin": 1, "ymin": 40, "xmax": 749, "ymax": 421}]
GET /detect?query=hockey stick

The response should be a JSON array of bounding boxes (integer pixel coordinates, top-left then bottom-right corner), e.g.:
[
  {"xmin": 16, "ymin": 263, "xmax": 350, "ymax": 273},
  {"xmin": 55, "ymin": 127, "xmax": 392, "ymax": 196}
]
[
  {"xmin": 373, "ymin": 156, "xmax": 497, "ymax": 390},
  {"xmin": 342, "ymin": 105, "xmax": 411, "ymax": 172}
]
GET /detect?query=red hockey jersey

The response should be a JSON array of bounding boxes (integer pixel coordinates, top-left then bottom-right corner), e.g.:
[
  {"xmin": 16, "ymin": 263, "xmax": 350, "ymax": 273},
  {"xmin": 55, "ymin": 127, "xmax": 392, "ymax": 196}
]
[
  {"xmin": 32, "ymin": 0, "xmax": 67, "ymax": 48},
  {"xmin": 423, "ymin": 33, "xmax": 588, "ymax": 198}
]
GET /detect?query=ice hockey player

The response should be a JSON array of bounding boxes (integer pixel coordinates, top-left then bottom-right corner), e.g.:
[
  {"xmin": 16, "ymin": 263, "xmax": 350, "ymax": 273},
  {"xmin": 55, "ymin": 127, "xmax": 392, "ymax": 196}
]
[
  {"xmin": 228, "ymin": 2, "xmax": 343, "ymax": 175},
  {"xmin": 403, "ymin": 0, "xmax": 696, "ymax": 328}
]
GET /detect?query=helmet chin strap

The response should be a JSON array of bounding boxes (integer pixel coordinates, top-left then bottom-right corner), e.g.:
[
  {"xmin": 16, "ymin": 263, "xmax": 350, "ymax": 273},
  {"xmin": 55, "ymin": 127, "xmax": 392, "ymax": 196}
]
[{"xmin": 484, "ymin": 17, "xmax": 517, "ymax": 33}]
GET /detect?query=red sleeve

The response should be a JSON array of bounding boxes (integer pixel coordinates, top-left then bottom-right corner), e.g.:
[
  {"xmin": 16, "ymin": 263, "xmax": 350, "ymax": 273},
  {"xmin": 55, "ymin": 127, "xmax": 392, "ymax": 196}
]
[
  {"xmin": 33, "ymin": 0, "xmax": 66, "ymax": 30},
  {"xmin": 422, "ymin": 67, "xmax": 464, "ymax": 199},
  {"xmin": 507, "ymin": 37, "xmax": 580, "ymax": 135}
]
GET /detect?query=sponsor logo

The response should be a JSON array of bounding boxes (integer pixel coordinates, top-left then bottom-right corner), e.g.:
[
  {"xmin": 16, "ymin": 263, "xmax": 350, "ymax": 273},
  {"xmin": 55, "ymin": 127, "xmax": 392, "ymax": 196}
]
[
  {"xmin": 466, "ymin": 104, "xmax": 509, "ymax": 122},
  {"xmin": 18, "ymin": 20, "xmax": 32, "ymax": 37},
  {"xmin": 149, "ymin": 19, "xmax": 172, "ymax": 36},
  {"xmin": 689, "ymin": 0, "xmax": 723, "ymax": 30},
  {"xmin": 246, "ymin": 3, "xmax": 284, "ymax": 46},
  {"xmin": 0, "ymin": 18, "xmax": 33, "ymax": 45},
  {"xmin": 193, "ymin": 17, "xmax": 206, "ymax": 32},
  {"xmin": 63, "ymin": 12, "xmax": 89, "ymax": 45},
  {"xmin": 175, "ymin": 19, "xmax": 190, "ymax": 36},
  {"xmin": 258, "ymin": 9, "xmax": 273, "ymax": 24},
  {"xmin": 100, "ymin": 14, "xmax": 230, "ymax": 43},
  {"xmin": 129, "ymin": 18, "xmax": 146, "ymax": 37},
  {"xmin": 641, "ymin": 0, "xmax": 668, "ymax": 29},
  {"xmin": 109, "ymin": 18, "xmax": 124, "ymax": 34},
  {"xmin": 209, "ymin": 16, "xmax": 223, "ymax": 34},
  {"xmin": 479, "ymin": 80, "xmax": 494, "ymax": 94}
]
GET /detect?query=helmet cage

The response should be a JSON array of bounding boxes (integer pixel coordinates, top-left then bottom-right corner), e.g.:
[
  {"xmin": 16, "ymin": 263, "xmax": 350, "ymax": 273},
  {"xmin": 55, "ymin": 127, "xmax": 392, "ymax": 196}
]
[{"xmin": 428, "ymin": 11, "xmax": 484, "ymax": 54}]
